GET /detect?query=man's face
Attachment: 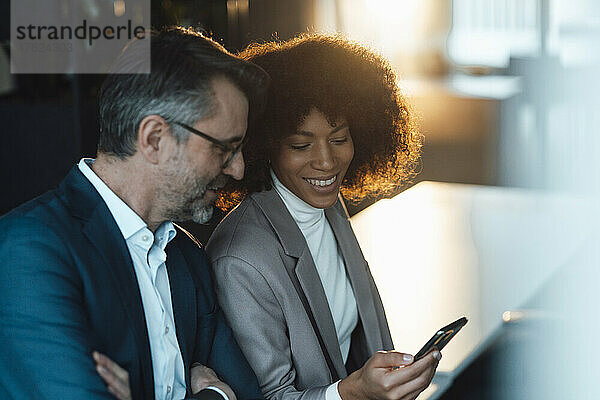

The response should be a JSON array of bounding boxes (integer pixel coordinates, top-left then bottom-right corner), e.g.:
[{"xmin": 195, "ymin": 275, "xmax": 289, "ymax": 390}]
[{"xmin": 160, "ymin": 77, "xmax": 248, "ymax": 223}]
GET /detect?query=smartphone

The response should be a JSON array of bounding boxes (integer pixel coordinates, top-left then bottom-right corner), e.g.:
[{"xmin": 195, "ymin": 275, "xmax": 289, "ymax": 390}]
[{"xmin": 414, "ymin": 317, "xmax": 468, "ymax": 360}]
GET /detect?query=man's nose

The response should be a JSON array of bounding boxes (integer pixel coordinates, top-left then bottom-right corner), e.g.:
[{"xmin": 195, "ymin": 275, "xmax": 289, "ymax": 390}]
[{"xmin": 223, "ymin": 151, "xmax": 244, "ymax": 180}]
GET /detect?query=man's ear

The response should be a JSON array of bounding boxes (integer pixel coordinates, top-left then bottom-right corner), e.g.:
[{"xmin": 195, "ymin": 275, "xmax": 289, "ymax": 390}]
[{"xmin": 136, "ymin": 115, "xmax": 171, "ymax": 164}]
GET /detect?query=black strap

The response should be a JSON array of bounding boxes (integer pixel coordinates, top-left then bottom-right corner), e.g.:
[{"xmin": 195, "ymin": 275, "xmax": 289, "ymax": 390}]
[{"xmin": 283, "ymin": 266, "xmax": 340, "ymax": 382}]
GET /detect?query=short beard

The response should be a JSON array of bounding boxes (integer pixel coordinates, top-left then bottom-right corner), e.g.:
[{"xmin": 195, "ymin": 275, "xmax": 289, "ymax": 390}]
[
  {"xmin": 191, "ymin": 203, "xmax": 214, "ymax": 224},
  {"xmin": 159, "ymin": 147, "xmax": 214, "ymax": 224}
]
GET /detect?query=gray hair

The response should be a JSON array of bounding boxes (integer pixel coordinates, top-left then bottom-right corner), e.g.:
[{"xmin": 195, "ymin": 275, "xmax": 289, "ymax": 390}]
[{"xmin": 98, "ymin": 27, "xmax": 269, "ymax": 158}]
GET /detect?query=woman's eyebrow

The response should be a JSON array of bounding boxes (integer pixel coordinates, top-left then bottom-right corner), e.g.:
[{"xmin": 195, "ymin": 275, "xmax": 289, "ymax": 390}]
[
  {"xmin": 295, "ymin": 122, "xmax": 348, "ymax": 137},
  {"xmin": 329, "ymin": 123, "xmax": 348, "ymax": 134},
  {"xmin": 294, "ymin": 130, "xmax": 314, "ymax": 137}
]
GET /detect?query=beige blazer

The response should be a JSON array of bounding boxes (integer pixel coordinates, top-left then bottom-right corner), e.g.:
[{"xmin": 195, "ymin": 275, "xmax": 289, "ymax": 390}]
[{"xmin": 206, "ymin": 189, "xmax": 393, "ymax": 400}]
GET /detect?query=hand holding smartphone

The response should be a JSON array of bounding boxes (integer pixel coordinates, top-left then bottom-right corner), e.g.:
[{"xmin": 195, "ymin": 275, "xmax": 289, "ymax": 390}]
[{"xmin": 414, "ymin": 317, "xmax": 468, "ymax": 360}]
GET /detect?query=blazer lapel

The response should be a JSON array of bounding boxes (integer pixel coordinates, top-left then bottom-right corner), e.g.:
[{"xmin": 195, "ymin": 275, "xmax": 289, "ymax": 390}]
[
  {"xmin": 164, "ymin": 239, "xmax": 196, "ymax": 381},
  {"xmin": 252, "ymin": 190, "xmax": 347, "ymax": 379},
  {"xmin": 63, "ymin": 166, "xmax": 155, "ymax": 399},
  {"xmin": 325, "ymin": 200, "xmax": 384, "ymax": 354},
  {"xmin": 293, "ymin": 251, "xmax": 347, "ymax": 379}
]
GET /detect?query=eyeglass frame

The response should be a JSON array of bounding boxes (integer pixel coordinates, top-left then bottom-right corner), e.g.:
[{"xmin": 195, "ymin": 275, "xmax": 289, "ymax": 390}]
[{"xmin": 173, "ymin": 121, "xmax": 246, "ymax": 168}]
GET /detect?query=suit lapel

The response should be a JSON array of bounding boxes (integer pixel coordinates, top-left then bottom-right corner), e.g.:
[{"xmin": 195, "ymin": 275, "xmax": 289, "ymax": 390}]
[
  {"xmin": 325, "ymin": 201, "xmax": 384, "ymax": 354},
  {"xmin": 62, "ymin": 166, "xmax": 155, "ymax": 399},
  {"xmin": 164, "ymin": 238, "xmax": 196, "ymax": 379},
  {"xmin": 252, "ymin": 190, "xmax": 347, "ymax": 378},
  {"xmin": 293, "ymin": 250, "xmax": 347, "ymax": 379}
]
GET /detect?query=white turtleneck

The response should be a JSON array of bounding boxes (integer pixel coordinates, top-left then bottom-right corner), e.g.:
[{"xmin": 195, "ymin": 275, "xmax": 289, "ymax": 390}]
[{"xmin": 271, "ymin": 170, "xmax": 358, "ymax": 365}]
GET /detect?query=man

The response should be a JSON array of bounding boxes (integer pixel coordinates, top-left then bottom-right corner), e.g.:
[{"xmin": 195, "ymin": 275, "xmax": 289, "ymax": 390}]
[{"xmin": 0, "ymin": 27, "xmax": 269, "ymax": 400}]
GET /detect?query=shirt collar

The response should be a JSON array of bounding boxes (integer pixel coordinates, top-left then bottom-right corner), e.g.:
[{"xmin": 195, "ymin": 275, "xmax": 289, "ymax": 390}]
[
  {"xmin": 155, "ymin": 221, "xmax": 177, "ymax": 249},
  {"xmin": 78, "ymin": 158, "xmax": 176, "ymax": 245}
]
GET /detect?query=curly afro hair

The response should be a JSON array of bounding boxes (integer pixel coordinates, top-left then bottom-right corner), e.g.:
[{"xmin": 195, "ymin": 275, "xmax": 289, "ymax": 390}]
[{"xmin": 217, "ymin": 33, "xmax": 422, "ymax": 210}]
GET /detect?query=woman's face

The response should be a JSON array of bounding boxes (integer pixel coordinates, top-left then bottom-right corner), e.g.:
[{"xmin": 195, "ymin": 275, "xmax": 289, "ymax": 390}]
[{"xmin": 272, "ymin": 108, "xmax": 354, "ymax": 209}]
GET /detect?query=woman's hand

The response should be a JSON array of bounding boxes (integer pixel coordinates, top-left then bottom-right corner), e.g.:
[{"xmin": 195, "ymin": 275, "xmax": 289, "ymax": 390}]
[
  {"xmin": 93, "ymin": 351, "xmax": 132, "ymax": 400},
  {"xmin": 338, "ymin": 349, "xmax": 441, "ymax": 400}
]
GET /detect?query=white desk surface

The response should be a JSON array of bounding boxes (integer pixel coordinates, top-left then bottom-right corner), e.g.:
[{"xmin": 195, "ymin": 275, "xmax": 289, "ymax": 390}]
[{"xmin": 350, "ymin": 181, "xmax": 593, "ymax": 399}]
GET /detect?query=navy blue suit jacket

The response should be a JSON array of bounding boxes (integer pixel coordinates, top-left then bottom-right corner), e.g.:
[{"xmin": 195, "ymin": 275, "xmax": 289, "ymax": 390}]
[{"xmin": 0, "ymin": 166, "xmax": 264, "ymax": 400}]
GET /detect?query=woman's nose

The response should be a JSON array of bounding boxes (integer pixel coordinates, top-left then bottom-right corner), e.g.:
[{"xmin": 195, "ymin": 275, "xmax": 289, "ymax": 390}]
[{"xmin": 311, "ymin": 143, "xmax": 334, "ymax": 170}]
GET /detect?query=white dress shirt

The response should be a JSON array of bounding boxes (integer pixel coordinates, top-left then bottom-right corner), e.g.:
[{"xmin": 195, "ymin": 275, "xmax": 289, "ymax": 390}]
[
  {"xmin": 79, "ymin": 159, "xmax": 227, "ymax": 400},
  {"xmin": 272, "ymin": 171, "xmax": 358, "ymax": 400}
]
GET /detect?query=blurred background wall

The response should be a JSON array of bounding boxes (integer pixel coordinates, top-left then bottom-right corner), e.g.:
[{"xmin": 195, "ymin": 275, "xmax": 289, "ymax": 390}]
[
  {"xmin": 2, "ymin": 1, "xmax": 599, "ymax": 398},
  {"xmin": 4, "ymin": 0, "xmax": 599, "ymax": 213}
]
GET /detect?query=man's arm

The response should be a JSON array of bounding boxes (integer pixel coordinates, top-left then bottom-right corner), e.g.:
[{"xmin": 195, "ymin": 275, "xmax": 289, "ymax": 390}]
[
  {"xmin": 94, "ymin": 351, "xmax": 237, "ymax": 400},
  {"xmin": 0, "ymin": 216, "xmax": 114, "ymax": 399}
]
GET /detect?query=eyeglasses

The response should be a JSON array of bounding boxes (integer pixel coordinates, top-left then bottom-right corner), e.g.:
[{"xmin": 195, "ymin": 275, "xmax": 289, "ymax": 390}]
[{"xmin": 174, "ymin": 121, "xmax": 246, "ymax": 168}]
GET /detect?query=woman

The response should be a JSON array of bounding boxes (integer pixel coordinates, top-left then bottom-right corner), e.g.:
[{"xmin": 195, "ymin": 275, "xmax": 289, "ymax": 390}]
[{"xmin": 206, "ymin": 34, "xmax": 440, "ymax": 400}]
